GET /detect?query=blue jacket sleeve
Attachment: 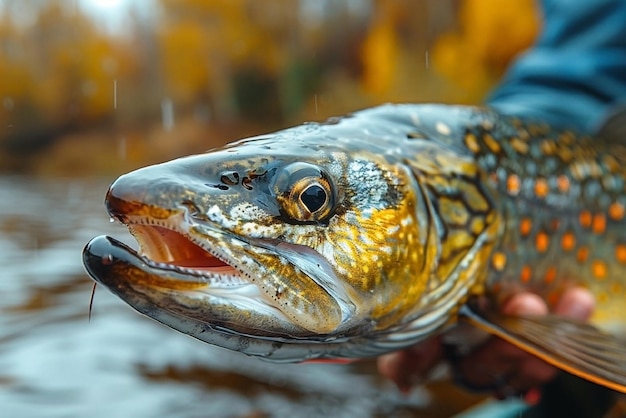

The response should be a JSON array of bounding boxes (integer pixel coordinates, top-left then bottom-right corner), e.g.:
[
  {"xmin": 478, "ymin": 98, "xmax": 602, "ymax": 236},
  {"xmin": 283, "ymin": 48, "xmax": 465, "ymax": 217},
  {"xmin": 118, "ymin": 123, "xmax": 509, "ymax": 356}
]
[{"xmin": 487, "ymin": 0, "xmax": 626, "ymax": 132}]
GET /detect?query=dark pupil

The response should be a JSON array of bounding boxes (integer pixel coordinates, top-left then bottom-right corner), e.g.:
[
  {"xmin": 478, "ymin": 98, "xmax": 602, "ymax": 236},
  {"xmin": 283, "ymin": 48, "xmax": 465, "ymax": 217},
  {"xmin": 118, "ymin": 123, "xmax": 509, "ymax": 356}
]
[{"xmin": 301, "ymin": 185, "xmax": 326, "ymax": 213}]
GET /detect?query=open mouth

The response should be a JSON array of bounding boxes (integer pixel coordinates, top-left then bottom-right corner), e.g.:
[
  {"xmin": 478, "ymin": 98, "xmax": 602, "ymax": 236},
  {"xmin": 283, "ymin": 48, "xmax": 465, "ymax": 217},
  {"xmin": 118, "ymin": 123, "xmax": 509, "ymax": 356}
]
[{"xmin": 128, "ymin": 224, "xmax": 236, "ymax": 274}]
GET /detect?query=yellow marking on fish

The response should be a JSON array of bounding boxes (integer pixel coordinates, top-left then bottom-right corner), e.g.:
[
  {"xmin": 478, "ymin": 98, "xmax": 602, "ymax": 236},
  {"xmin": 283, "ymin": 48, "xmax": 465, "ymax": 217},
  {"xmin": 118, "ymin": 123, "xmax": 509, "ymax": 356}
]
[
  {"xmin": 464, "ymin": 133, "xmax": 480, "ymax": 153},
  {"xmin": 603, "ymin": 155, "xmax": 620, "ymax": 173},
  {"xmin": 540, "ymin": 139, "xmax": 557, "ymax": 156},
  {"xmin": 611, "ymin": 282, "xmax": 622, "ymax": 294},
  {"xmin": 482, "ymin": 134, "xmax": 501, "ymax": 154},
  {"xmin": 439, "ymin": 196, "xmax": 470, "ymax": 226},
  {"xmin": 509, "ymin": 137, "xmax": 529, "ymax": 154},
  {"xmin": 491, "ymin": 252, "xmax": 507, "ymax": 271}
]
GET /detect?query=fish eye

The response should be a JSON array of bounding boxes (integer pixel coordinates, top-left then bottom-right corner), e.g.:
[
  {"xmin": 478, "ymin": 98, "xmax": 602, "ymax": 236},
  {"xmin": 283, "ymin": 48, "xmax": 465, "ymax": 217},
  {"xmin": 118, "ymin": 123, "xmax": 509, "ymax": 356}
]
[{"xmin": 271, "ymin": 162, "xmax": 337, "ymax": 223}]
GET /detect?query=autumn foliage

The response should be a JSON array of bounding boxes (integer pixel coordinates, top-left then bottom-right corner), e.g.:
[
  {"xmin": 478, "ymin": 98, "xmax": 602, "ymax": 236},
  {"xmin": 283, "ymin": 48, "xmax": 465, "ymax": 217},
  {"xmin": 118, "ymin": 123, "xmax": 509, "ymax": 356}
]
[{"xmin": 0, "ymin": 0, "xmax": 538, "ymax": 174}]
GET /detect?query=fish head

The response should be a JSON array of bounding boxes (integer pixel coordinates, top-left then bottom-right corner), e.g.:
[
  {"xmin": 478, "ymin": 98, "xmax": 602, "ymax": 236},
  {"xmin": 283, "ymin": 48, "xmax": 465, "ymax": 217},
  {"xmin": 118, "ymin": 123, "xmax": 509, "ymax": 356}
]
[{"xmin": 83, "ymin": 105, "xmax": 495, "ymax": 360}]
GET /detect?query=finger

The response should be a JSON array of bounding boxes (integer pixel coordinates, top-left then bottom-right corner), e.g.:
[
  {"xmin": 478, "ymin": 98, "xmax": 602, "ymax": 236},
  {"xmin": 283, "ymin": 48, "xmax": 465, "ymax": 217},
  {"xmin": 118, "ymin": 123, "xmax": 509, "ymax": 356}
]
[
  {"xmin": 501, "ymin": 292, "xmax": 548, "ymax": 316},
  {"xmin": 377, "ymin": 336, "xmax": 442, "ymax": 392},
  {"xmin": 453, "ymin": 292, "xmax": 555, "ymax": 393},
  {"xmin": 554, "ymin": 286, "xmax": 595, "ymax": 320}
]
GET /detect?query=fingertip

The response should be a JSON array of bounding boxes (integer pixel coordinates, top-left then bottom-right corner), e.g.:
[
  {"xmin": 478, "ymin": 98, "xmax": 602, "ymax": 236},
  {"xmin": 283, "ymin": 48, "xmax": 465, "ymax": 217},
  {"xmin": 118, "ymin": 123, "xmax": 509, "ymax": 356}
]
[
  {"xmin": 554, "ymin": 287, "xmax": 595, "ymax": 320},
  {"xmin": 502, "ymin": 292, "xmax": 548, "ymax": 316}
]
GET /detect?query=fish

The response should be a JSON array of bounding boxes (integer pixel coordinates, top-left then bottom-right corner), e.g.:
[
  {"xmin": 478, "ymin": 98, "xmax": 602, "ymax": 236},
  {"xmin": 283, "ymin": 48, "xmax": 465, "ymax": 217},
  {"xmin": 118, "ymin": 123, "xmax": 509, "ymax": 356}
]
[{"xmin": 83, "ymin": 103, "xmax": 626, "ymax": 393}]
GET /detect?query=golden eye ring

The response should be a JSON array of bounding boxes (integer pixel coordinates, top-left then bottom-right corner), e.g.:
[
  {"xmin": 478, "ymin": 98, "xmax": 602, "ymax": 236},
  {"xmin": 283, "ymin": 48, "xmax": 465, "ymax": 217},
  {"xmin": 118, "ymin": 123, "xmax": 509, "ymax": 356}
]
[{"xmin": 271, "ymin": 162, "xmax": 337, "ymax": 224}]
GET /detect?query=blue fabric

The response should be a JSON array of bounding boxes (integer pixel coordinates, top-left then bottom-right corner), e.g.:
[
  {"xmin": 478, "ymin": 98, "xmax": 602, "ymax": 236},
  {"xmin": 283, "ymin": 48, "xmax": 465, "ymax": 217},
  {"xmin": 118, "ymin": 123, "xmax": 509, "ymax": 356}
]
[{"xmin": 487, "ymin": 0, "xmax": 626, "ymax": 132}]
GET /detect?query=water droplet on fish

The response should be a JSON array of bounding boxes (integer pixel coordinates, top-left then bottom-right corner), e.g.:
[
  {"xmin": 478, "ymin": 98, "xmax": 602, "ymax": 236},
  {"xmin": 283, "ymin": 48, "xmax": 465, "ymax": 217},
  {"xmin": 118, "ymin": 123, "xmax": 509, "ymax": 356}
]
[{"xmin": 109, "ymin": 217, "xmax": 115, "ymax": 223}]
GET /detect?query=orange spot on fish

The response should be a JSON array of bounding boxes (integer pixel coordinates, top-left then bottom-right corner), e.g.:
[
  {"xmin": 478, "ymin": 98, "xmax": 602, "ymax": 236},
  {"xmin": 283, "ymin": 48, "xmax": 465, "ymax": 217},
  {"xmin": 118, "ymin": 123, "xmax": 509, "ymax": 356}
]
[
  {"xmin": 549, "ymin": 218, "xmax": 560, "ymax": 231},
  {"xmin": 616, "ymin": 244, "xmax": 626, "ymax": 264},
  {"xmin": 520, "ymin": 265, "xmax": 532, "ymax": 283},
  {"xmin": 534, "ymin": 178, "xmax": 549, "ymax": 198},
  {"xmin": 535, "ymin": 231, "xmax": 549, "ymax": 253},
  {"xmin": 577, "ymin": 247, "xmax": 589, "ymax": 263},
  {"xmin": 592, "ymin": 260, "xmax": 608, "ymax": 279},
  {"xmin": 579, "ymin": 210, "xmax": 592, "ymax": 228},
  {"xmin": 519, "ymin": 218, "xmax": 532, "ymax": 237},
  {"xmin": 609, "ymin": 202, "xmax": 625, "ymax": 221},
  {"xmin": 543, "ymin": 266, "xmax": 557, "ymax": 284},
  {"xmin": 547, "ymin": 291, "xmax": 559, "ymax": 307},
  {"xmin": 561, "ymin": 232, "xmax": 576, "ymax": 251},
  {"xmin": 491, "ymin": 252, "xmax": 507, "ymax": 271},
  {"xmin": 592, "ymin": 214, "xmax": 607, "ymax": 235},
  {"xmin": 556, "ymin": 175, "xmax": 570, "ymax": 193},
  {"xmin": 507, "ymin": 174, "xmax": 521, "ymax": 195}
]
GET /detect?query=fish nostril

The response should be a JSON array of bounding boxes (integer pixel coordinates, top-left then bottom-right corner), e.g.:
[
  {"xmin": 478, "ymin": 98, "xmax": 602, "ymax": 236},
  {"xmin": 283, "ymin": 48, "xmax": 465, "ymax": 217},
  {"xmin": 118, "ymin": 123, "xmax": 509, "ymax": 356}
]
[
  {"xmin": 205, "ymin": 183, "xmax": 229, "ymax": 191},
  {"xmin": 220, "ymin": 171, "xmax": 240, "ymax": 185}
]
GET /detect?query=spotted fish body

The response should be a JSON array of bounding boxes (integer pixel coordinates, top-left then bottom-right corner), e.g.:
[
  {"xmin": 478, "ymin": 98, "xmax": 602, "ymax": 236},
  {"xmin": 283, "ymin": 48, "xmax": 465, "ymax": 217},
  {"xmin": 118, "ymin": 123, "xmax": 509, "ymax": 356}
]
[{"xmin": 83, "ymin": 104, "xmax": 626, "ymax": 391}]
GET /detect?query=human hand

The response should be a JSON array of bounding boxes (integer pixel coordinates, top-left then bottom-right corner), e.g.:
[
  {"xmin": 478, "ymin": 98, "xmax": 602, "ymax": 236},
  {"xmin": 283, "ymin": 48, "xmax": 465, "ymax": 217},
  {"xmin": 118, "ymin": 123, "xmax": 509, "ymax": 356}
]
[{"xmin": 377, "ymin": 287, "xmax": 595, "ymax": 402}]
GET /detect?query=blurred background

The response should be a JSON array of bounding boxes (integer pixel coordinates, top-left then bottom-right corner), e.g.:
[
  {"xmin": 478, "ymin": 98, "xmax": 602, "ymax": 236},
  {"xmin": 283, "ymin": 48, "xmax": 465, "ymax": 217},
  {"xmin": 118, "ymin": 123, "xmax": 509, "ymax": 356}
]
[
  {"xmin": 0, "ymin": 0, "xmax": 538, "ymax": 175},
  {"xmin": 0, "ymin": 1, "xmax": 539, "ymax": 417}
]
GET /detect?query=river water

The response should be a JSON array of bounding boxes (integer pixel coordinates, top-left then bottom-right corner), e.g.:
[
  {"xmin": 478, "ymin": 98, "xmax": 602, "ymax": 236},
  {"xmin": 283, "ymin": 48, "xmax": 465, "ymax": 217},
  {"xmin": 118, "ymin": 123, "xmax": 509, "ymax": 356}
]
[{"xmin": 0, "ymin": 176, "xmax": 485, "ymax": 418}]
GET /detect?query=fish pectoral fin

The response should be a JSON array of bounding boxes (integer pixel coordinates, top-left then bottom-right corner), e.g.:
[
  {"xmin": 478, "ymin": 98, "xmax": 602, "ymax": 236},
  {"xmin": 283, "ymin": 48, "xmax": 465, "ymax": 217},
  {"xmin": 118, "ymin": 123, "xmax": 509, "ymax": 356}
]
[{"xmin": 458, "ymin": 305, "xmax": 626, "ymax": 394}]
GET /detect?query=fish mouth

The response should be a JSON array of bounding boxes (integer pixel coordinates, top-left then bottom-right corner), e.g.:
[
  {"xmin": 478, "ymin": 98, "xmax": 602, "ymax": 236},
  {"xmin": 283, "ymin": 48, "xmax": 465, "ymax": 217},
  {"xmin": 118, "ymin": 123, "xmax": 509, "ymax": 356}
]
[
  {"xmin": 82, "ymin": 207, "xmax": 351, "ymax": 342},
  {"xmin": 127, "ymin": 222, "xmax": 240, "ymax": 280},
  {"xmin": 82, "ymin": 212, "xmax": 309, "ymax": 336}
]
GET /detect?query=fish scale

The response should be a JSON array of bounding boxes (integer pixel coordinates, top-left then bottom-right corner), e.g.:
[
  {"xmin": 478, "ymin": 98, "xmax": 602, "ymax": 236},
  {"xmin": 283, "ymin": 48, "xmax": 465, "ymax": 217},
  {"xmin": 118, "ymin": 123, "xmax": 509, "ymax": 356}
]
[
  {"xmin": 84, "ymin": 103, "xmax": 626, "ymax": 392},
  {"xmin": 452, "ymin": 116, "xmax": 626, "ymax": 329}
]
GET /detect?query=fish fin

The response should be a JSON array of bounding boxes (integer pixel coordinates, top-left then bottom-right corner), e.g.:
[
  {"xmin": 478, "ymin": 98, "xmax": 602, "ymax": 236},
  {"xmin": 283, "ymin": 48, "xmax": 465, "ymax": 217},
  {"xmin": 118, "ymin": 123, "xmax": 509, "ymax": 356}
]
[
  {"xmin": 458, "ymin": 305, "xmax": 626, "ymax": 394},
  {"xmin": 597, "ymin": 104, "xmax": 626, "ymax": 143}
]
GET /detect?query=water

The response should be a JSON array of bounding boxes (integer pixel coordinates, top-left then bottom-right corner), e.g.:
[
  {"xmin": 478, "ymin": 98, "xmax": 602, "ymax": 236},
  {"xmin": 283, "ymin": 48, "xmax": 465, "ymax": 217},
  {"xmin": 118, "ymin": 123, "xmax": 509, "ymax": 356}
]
[{"xmin": 0, "ymin": 177, "xmax": 482, "ymax": 418}]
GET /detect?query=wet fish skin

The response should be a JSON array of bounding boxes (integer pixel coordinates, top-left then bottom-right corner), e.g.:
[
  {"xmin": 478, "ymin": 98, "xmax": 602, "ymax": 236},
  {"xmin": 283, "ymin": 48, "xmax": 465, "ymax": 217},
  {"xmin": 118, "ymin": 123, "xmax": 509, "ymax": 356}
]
[{"xmin": 83, "ymin": 104, "xmax": 626, "ymax": 387}]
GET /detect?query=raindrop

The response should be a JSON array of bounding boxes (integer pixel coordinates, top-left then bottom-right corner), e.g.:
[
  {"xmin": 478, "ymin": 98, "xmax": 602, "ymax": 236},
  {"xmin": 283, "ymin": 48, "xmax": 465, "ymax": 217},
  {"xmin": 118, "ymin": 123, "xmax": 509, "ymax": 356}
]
[
  {"xmin": 161, "ymin": 98, "xmax": 175, "ymax": 131},
  {"xmin": 118, "ymin": 136, "xmax": 126, "ymax": 160},
  {"xmin": 117, "ymin": 136, "xmax": 127, "ymax": 160},
  {"xmin": 113, "ymin": 79, "xmax": 117, "ymax": 110}
]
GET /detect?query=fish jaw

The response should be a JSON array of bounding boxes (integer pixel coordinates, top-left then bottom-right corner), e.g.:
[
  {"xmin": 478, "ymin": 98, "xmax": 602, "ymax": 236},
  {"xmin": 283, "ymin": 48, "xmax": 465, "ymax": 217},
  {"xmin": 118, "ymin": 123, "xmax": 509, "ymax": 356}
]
[{"xmin": 82, "ymin": 235, "xmax": 312, "ymax": 340}]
